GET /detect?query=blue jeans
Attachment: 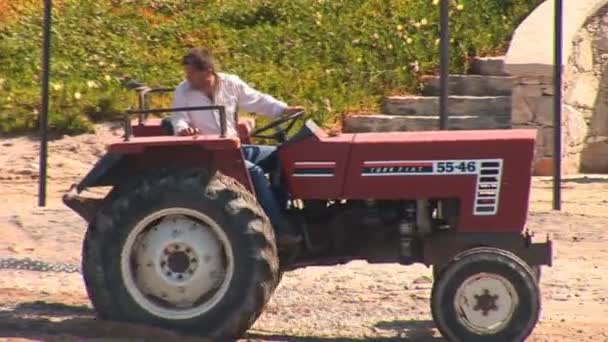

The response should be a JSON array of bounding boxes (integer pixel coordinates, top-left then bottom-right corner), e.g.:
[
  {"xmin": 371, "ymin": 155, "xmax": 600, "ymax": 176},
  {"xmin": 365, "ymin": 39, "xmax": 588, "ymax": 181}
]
[{"xmin": 242, "ymin": 145, "xmax": 290, "ymax": 232}]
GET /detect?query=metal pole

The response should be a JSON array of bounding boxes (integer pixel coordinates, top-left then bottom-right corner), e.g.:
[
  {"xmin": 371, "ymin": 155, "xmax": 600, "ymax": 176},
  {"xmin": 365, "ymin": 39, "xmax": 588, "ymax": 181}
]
[
  {"xmin": 553, "ymin": 0, "xmax": 563, "ymax": 211},
  {"xmin": 439, "ymin": 0, "xmax": 450, "ymax": 130},
  {"xmin": 38, "ymin": 0, "xmax": 52, "ymax": 207}
]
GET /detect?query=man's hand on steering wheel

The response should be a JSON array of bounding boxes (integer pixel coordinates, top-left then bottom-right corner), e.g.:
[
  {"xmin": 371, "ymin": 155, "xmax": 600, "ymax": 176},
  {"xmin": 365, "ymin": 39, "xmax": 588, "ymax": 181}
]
[
  {"xmin": 250, "ymin": 105, "xmax": 306, "ymax": 143},
  {"xmin": 282, "ymin": 106, "xmax": 304, "ymax": 116}
]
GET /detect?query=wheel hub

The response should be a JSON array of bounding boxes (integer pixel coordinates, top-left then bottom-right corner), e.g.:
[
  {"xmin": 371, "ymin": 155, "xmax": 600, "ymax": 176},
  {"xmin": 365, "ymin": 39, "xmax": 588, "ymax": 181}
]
[
  {"xmin": 474, "ymin": 289, "xmax": 499, "ymax": 316},
  {"xmin": 121, "ymin": 210, "xmax": 234, "ymax": 319},
  {"xmin": 162, "ymin": 243, "xmax": 197, "ymax": 277},
  {"xmin": 454, "ymin": 273, "xmax": 519, "ymax": 335}
]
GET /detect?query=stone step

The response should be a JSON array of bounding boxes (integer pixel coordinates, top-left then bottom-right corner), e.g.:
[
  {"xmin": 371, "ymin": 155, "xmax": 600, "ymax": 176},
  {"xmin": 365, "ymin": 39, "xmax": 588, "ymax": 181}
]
[
  {"xmin": 343, "ymin": 115, "xmax": 511, "ymax": 133},
  {"xmin": 421, "ymin": 75, "xmax": 515, "ymax": 96},
  {"xmin": 382, "ymin": 95, "xmax": 511, "ymax": 117},
  {"xmin": 470, "ymin": 56, "xmax": 509, "ymax": 76}
]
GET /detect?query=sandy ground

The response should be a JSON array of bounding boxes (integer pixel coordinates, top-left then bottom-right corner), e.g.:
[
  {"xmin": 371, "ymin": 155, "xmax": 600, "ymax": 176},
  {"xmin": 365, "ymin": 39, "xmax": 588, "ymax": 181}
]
[{"xmin": 0, "ymin": 123, "xmax": 607, "ymax": 341}]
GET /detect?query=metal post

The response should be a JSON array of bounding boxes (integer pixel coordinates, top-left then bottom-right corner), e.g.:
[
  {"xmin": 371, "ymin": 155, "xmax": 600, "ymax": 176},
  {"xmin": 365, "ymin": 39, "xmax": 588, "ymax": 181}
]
[
  {"xmin": 439, "ymin": 0, "xmax": 450, "ymax": 130},
  {"xmin": 38, "ymin": 0, "xmax": 52, "ymax": 207},
  {"xmin": 553, "ymin": 0, "xmax": 563, "ymax": 211}
]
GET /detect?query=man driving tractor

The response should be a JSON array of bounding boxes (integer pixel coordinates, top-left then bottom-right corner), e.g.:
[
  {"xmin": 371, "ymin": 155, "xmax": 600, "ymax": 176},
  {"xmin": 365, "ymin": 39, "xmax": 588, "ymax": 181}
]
[{"xmin": 169, "ymin": 47, "xmax": 303, "ymax": 247}]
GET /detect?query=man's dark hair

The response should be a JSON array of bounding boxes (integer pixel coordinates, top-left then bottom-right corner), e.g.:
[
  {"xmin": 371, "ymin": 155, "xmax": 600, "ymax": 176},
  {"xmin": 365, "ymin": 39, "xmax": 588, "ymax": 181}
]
[{"xmin": 182, "ymin": 48, "xmax": 216, "ymax": 71}]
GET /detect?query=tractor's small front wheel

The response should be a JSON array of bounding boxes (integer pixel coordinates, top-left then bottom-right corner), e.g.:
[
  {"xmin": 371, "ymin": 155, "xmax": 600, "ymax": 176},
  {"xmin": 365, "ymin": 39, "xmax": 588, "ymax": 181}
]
[{"xmin": 431, "ymin": 247, "xmax": 540, "ymax": 342}]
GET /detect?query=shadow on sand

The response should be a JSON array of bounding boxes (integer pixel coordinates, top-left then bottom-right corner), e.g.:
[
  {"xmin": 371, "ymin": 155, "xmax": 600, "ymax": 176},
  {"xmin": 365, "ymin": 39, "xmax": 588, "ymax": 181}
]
[
  {"xmin": 0, "ymin": 301, "xmax": 444, "ymax": 341},
  {"xmin": 245, "ymin": 319, "xmax": 444, "ymax": 341}
]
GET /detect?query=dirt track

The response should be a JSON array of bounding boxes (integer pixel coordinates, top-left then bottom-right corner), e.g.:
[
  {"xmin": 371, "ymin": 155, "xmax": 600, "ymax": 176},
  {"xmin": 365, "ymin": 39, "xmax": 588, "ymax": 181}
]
[{"xmin": 1, "ymin": 124, "xmax": 608, "ymax": 341}]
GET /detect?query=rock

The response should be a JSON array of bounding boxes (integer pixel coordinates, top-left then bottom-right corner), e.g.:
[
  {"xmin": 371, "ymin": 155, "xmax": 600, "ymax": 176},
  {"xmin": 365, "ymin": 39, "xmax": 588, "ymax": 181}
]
[
  {"xmin": 511, "ymin": 87, "xmax": 535, "ymax": 124},
  {"xmin": 534, "ymin": 158, "xmax": 555, "ymax": 176},
  {"xmin": 412, "ymin": 276, "xmax": 432, "ymax": 285},
  {"xmin": 565, "ymin": 74, "xmax": 600, "ymax": 109},
  {"xmin": 470, "ymin": 56, "xmax": 508, "ymax": 76},
  {"xmin": 563, "ymin": 106, "xmax": 589, "ymax": 148},
  {"xmin": 343, "ymin": 114, "xmax": 511, "ymax": 133},
  {"xmin": 575, "ymin": 36, "xmax": 595, "ymax": 72},
  {"xmin": 422, "ymin": 75, "xmax": 514, "ymax": 96},
  {"xmin": 585, "ymin": 136, "xmax": 608, "ymax": 144},
  {"xmin": 530, "ymin": 96, "xmax": 556, "ymax": 126},
  {"xmin": 382, "ymin": 95, "xmax": 511, "ymax": 118},
  {"xmin": 520, "ymin": 76, "xmax": 541, "ymax": 85},
  {"xmin": 581, "ymin": 141, "xmax": 608, "ymax": 172}
]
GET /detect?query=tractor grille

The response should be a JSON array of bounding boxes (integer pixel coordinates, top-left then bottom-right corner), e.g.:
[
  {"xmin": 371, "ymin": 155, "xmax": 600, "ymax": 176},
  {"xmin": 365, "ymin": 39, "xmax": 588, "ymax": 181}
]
[{"xmin": 474, "ymin": 160, "xmax": 503, "ymax": 215}]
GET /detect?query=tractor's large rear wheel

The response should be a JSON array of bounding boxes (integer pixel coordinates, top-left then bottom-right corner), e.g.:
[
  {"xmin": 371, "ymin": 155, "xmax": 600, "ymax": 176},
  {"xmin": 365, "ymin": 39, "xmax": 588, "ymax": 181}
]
[
  {"xmin": 431, "ymin": 247, "xmax": 540, "ymax": 342},
  {"xmin": 82, "ymin": 169, "xmax": 279, "ymax": 339}
]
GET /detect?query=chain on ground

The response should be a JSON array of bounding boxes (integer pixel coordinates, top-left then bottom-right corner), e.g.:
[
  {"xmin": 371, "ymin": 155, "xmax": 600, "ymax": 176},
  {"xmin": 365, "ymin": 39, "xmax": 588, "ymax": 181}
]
[{"xmin": 0, "ymin": 257, "xmax": 81, "ymax": 274}]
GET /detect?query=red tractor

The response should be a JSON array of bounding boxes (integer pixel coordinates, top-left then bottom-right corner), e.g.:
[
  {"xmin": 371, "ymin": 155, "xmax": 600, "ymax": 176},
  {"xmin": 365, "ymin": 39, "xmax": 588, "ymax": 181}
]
[{"xmin": 63, "ymin": 87, "xmax": 552, "ymax": 341}]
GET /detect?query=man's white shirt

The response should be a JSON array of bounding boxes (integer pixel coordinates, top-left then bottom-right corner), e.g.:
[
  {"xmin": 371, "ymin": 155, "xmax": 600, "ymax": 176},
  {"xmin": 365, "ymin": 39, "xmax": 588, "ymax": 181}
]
[{"xmin": 170, "ymin": 72, "xmax": 287, "ymax": 136}]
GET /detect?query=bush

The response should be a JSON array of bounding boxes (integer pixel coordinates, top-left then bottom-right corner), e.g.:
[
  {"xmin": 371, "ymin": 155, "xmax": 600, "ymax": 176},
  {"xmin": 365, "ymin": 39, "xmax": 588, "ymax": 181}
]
[{"xmin": 0, "ymin": 0, "xmax": 543, "ymax": 135}]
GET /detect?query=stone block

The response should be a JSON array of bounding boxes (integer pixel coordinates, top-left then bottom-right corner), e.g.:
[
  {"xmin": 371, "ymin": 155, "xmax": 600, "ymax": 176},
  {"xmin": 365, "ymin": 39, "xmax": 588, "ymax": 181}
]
[
  {"xmin": 382, "ymin": 96, "xmax": 511, "ymax": 118},
  {"xmin": 471, "ymin": 57, "xmax": 508, "ymax": 76},
  {"xmin": 530, "ymin": 96, "xmax": 556, "ymax": 126},
  {"xmin": 586, "ymin": 135, "xmax": 608, "ymax": 143},
  {"xmin": 422, "ymin": 75, "xmax": 514, "ymax": 97},
  {"xmin": 519, "ymin": 76, "xmax": 542, "ymax": 85},
  {"xmin": 533, "ymin": 158, "xmax": 555, "ymax": 176},
  {"xmin": 537, "ymin": 127, "xmax": 556, "ymax": 151},
  {"xmin": 511, "ymin": 87, "xmax": 534, "ymax": 125},
  {"xmin": 575, "ymin": 36, "xmax": 595, "ymax": 72},
  {"xmin": 539, "ymin": 76, "xmax": 555, "ymax": 85},
  {"xmin": 563, "ymin": 154, "xmax": 582, "ymax": 174},
  {"xmin": 588, "ymin": 98, "xmax": 608, "ymax": 136},
  {"xmin": 342, "ymin": 114, "xmax": 511, "ymax": 133},
  {"xmin": 565, "ymin": 73, "xmax": 600, "ymax": 109},
  {"xmin": 563, "ymin": 106, "xmax": 589, "ymax": 149},
  {"xmin": 597, "ymin": 36, "xmax": 608, "ymax": 53},
  {"xmin": 542, "ymin": 85, "xmax": 555, "ymax": 96},
  {"xmin": 581, "ymin": 141, "xmax": 608, "ymax": 172}
]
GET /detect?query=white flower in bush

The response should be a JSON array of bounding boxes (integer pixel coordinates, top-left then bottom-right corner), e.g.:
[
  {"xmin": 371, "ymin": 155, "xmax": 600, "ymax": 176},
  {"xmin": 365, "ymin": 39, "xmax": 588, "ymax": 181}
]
[
  {"xmin": 74, "ymin": 92, "xmax": 82, "ymax": 100},
  {"xmin": 87, "ymin": 80, "xmax": 100, "ymax": 89}
]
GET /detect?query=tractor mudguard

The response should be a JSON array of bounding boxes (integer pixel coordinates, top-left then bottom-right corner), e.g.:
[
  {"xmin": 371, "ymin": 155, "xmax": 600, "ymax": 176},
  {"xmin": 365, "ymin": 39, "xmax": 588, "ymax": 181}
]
[
  {"xmin": 75, "ymin": 153, "xmax": 124, "ymax": 192},
  {"xmin": 63, "ymin": 139, "xmax": 255, "ymax": 223},
  {"xmin": 63, "ymin": 152, "xmax": 126, "ymax": 223}
]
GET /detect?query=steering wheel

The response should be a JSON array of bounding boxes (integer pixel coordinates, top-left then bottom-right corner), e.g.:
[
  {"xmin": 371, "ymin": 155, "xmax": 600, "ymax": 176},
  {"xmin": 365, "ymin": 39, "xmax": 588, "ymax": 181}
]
[{"xmin": 250, "ymin": 110, "xmax": 305, "ymax": 143}]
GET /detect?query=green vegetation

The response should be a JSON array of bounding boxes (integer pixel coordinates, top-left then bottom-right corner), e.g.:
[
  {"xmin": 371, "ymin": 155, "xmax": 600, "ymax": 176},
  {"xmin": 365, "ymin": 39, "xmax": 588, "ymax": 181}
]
[{"xmin": 0, "ymin": 0, "xmax": 542, "ymax": 135}]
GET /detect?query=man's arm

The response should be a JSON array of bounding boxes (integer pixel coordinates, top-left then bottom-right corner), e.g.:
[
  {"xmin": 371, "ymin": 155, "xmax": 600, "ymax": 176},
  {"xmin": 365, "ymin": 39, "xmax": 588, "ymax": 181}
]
[{"xmin": 233, "ymin": 76, "xmax": 298, "ymax": 119}]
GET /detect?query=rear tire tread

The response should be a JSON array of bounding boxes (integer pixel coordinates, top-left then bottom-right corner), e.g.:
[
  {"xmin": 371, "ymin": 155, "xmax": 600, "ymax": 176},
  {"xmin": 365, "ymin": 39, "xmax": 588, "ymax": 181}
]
[{"xmin": 83, "ymin": 168, "xmax": 279, "ymax": 339}]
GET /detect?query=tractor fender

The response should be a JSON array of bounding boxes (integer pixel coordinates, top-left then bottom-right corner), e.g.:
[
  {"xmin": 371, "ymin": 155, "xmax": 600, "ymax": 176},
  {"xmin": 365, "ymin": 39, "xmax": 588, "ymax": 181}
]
[
  {"xmin": 63, "ymin": 143, "xmax": 254, "ymax": 223},
  {"xmin": 76, "ymin": 153, "xmax": 124, "ymax": 192}
]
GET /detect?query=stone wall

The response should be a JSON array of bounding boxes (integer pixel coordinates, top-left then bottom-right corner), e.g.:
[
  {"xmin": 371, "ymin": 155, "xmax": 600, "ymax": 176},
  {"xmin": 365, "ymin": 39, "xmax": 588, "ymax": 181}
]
[
  {"xmin": 508, "ymin": 1, "xmax": 608, "ymax": 174},
  {"xmin": 566, "ymin": 5, "xmax": 608, "ymax": 172}
]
